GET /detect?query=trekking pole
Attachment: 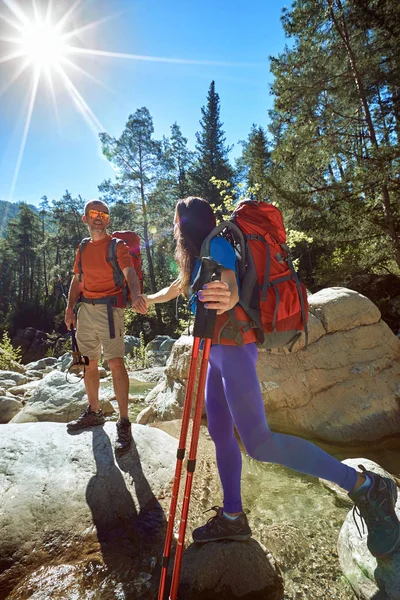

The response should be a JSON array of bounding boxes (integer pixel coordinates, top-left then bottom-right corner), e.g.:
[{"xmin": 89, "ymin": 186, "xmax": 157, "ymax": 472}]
[
  {"xmin": 157, "ymin": 335, "xmax": 201, "ymax": 600},
  {"xmin": 158, "ymin": 257, "xmax": 223, "ymax": 600}
]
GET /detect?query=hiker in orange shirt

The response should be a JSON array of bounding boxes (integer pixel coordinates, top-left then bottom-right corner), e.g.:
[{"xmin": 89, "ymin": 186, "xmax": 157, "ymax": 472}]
[{"xmin": 64, "ymin": 199, "xmax": 147, "ymax": 453}]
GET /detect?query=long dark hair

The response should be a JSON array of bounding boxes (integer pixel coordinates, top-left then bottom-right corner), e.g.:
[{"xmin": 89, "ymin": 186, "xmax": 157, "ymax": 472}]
[{"xmin": 174, "ymin": 197, "xmax": 216, "ymax": 296}]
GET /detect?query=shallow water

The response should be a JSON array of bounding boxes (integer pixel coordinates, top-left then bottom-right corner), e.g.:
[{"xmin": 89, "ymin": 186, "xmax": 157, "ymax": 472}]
[{"xmin": 102, "ymin": 377, "xmax": 155, "ymax": 422}]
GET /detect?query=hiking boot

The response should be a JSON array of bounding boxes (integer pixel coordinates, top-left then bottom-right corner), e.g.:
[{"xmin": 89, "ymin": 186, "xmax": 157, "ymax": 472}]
[
  {"xmin": 192, "ymin": 506, "xmax": 252, "ymax": 543},
  {"xmin": 348, "ymin": 464, "xmax": 400, "ymax": 558},
  {"xmin": 115, "ymin": 418, "xmax": 132, "ymax": 453},
  {"xmin": 67, "ymin": 405, "xmax": 105, "ymax": 431}
]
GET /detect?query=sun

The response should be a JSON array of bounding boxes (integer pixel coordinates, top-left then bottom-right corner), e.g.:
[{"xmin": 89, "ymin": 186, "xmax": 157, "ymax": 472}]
[{"xmin": 19, "ymin": 20, "xmax": 66, "ymax": 69}]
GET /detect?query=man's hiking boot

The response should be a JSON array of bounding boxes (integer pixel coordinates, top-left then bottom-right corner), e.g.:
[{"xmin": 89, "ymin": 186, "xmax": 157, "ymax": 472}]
[
  {"xmin": 67, "ymin": 405, "xmax": 105, "ymax": 432},
  {"xmin": 192, "ymin": 506, "xmax": 252, "ymax": 543},
  {"xmin": 348, "ymin": 464, "xmax": 400, "ymax": 558},
  {"xmin": 115, "ymin": 418, "xmax": 132, "ymax": 453}
]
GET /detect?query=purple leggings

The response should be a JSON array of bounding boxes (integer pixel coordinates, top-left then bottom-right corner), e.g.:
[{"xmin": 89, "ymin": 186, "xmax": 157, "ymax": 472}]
[{"xmin": 205, "ymin": 343, "xmax": 358, "ymax": 513}]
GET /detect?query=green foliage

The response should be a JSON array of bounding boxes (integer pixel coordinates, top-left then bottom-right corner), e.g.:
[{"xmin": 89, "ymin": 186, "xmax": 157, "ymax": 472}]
[
  {"xmin": 190, "ymin": 81, "xmax": 235, "ymax": 206},
  {"xmin": 267, "ymin": 0, "xmax": 400, "ymax": 284},
  {"xmin": 0, "ymin": 331, "xmax": 22, "ymax": 369},
  {"xmin": 237, "ymin": 125, "xmax": 271, "ymax": 202}
]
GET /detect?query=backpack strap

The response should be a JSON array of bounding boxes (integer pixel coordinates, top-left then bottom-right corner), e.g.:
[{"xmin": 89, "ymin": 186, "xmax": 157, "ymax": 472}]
[
  {"xmin": 282, "ymin": 243, "xmax": 309, "ymax": 347},
  {"xmin": 106, "ymin": 238, "xmax": 128, "ymax": 305},
  {"xmin": 80, "ymin": 295, "xmax": 119, "ymax": 338},
  {"xmin": 200, "ymin": 221, "xmax": 247, "ymax": 281},
  {"xmin": 77, "ymin": 238, "xmax": 91, "ymax": 282}
]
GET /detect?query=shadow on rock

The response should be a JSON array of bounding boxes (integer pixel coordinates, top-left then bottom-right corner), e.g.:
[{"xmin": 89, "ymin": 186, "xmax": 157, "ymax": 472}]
[
  {"xmin": 86, "ymin": 427, "xmax": 167, "ymax": 598},
  {"xmin": 167, "ymin": 538, "xmax": 284, "ymax": 600}
]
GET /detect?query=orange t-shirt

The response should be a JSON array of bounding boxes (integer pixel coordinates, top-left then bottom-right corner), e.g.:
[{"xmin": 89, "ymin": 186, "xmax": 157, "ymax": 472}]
[{"xmin": 73, "ymin": 235, "xmax": 133, "ymax": 299}]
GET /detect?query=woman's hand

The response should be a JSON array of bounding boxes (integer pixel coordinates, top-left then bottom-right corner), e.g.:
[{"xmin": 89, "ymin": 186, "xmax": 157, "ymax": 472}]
[{"xmin": 197, "ymin": 280, "xmax": 233, "ymax": 315}]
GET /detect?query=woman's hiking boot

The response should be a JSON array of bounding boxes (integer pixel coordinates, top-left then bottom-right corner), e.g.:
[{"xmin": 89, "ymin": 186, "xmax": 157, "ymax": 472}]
[
  {"xmin": 192, "ymin": 506, "xmax": 252, "ymax": 543},
  {"xmin": 67, "ymin": 405, "xmax": 105, "ymax": 431},
  {"xmin": 115, "ymin": 417, "xmax": 132, "ymax": 453},
  {"xmin": 348, "ymin": 464, "xmax": 400, "ymax": 558}
]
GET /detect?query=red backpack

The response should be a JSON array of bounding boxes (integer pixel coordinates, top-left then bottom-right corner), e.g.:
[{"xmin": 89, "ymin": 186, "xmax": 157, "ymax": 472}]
[
  {"xmin": 111, "ymin": 231, "xmax": 143, "ymax": 294},
  {"xmin": 200, "ymin": 200, "xmax": 309, "ymax": 349}
]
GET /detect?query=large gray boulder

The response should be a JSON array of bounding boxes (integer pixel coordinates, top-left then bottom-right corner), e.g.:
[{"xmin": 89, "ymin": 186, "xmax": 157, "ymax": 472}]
[
  {"xmin": 9, "ymin": 370, "xmax": 114, "ymax": 423},
  {"xmin": 137, "ymin": 336, "xmax": 193, "ymax": 424},
  {"xmin": 258, "ymin": 289, "xmax": 400, "ymax": 443},
  {"xmin": 0, "ymin": 422, "xmax": 176, "ymax": 599},
  {"xmin": 138, "ymin": 288, "xmax": 400, "ymax": 445}
]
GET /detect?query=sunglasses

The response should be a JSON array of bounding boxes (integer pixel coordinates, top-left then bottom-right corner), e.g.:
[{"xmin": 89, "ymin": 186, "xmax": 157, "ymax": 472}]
[{"xmin": 87, "ymin": 209, "xmax": 109, "ymax": 220}]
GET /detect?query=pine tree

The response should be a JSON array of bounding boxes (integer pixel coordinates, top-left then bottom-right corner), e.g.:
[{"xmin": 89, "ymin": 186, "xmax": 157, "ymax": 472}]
[
  {"xmin": 238, "ymin": 125, "xmax": 271, "ymax": 201},
  {"xmin": 190, "ymin": 81, "xmax": 234, "ymax": 206},
  {"xmin": 267, "ymin": 0, "xmax": 400, "ymax": 281},
  {"xmin": 99, "ymin": 107, "xmax": 165, "ymax": 329},
  {"xmin": 168, "ymin": 122, "xmax": 193, "ymax": 199}
]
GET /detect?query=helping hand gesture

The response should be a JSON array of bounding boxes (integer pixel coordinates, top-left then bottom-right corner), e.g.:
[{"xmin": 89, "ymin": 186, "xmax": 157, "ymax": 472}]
[{"xmin": 131, "ymin": 294, "xmax": 148, "ymax": 314}]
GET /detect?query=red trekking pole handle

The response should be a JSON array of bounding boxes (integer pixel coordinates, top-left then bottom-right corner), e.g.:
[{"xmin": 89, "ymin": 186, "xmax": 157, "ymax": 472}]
[{"xmin": 158, "ymin": 257, "xmax": 223, "ymax": 600}]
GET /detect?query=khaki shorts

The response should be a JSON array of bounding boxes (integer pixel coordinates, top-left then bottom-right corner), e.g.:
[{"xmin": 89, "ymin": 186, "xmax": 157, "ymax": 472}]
[{"xmin": 76, "ymin": 303, "xmax": 125, "ymax": 361}]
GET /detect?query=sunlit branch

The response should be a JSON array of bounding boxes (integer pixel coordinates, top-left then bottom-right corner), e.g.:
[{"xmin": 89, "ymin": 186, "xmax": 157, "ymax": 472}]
[
  {"xmin": 8, "ymin": 66, "xmax": 41, "ymax": 202},
  {"xmin": 57, "ymin": 65, "xmax": 104, "ymax": 133}
]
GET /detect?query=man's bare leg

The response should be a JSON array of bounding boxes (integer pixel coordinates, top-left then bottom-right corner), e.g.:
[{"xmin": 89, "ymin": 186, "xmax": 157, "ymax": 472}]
[
  {"xmin": 108, "ymin": 357, "xmax": 129, "ymax": 419},
  {"xmin": 84, "ymin": 359, "xmax": 101, "ymax": 412}
]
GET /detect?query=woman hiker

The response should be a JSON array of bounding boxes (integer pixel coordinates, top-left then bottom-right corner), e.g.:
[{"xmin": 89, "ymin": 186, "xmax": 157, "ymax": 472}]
[{"xmin": 140, "ymin": 196, "xmax": 400, "ymax": 559}]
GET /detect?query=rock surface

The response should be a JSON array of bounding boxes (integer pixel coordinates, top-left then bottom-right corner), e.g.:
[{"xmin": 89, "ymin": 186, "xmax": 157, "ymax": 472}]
[
  {"xmin": 0, "ymin": 421, "xmax": 177, "ymax": 599},
  {"xmin": 9, "ymin": 371, "xmax": 114, "ymax": 423}
]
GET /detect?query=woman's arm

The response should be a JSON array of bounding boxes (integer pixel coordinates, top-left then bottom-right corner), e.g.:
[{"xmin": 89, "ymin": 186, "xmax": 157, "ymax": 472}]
[
  {"xmin": 197, "ymin": 268, "xmax": 239, "ymax": 315},
  {"xmin": 145, "ymin": 278, "xmax": 182, "ymax": 306}
]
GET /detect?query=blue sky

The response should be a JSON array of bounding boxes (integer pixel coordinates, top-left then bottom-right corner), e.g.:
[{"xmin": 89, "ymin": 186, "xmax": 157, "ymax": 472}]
[{"xmin": 0, "ymin": 0, "xmax": 290, "ymax": 206}]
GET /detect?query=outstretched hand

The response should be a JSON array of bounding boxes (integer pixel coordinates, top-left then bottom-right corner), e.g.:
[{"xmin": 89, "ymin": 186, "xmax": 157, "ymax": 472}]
[
  {"xmin": 132, "ymin": 294, "xmax": 148, "ymax": 314},
  {"xmin": 197, "ymin": 280, "xmax": 232, "ymax": 315}
]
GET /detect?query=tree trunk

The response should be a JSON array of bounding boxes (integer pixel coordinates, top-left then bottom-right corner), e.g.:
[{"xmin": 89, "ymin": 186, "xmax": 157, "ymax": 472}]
[{"xmin": 138, "ymin": 147, "xmax": 163, "ymax": 332}]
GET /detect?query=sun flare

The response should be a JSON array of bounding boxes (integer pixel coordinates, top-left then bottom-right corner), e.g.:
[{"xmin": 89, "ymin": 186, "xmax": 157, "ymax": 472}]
[{"xmin": 19, "ymin": 20, "xmax": 66, "ymax": 68}]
